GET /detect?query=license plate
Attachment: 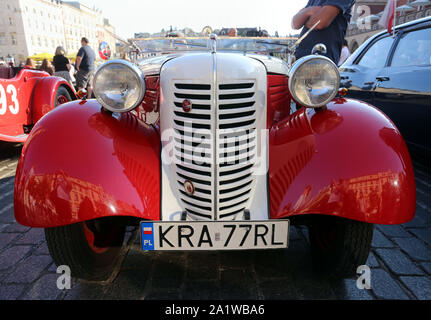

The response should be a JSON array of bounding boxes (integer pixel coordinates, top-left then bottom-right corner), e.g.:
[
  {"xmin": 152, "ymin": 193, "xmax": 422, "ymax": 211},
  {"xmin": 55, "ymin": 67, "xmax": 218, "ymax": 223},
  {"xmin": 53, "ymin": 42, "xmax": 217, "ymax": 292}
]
[{"xmin": 140, "ymin": 220, "xmax": 289, "ymax": 251}]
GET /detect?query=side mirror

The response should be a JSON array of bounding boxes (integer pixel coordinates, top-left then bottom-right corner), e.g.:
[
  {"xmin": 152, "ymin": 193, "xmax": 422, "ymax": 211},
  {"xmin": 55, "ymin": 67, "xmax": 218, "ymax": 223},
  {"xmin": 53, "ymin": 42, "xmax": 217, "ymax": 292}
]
[{"xmin": 312, "ymin": 43, "xmax": 327, "ymax": 55}]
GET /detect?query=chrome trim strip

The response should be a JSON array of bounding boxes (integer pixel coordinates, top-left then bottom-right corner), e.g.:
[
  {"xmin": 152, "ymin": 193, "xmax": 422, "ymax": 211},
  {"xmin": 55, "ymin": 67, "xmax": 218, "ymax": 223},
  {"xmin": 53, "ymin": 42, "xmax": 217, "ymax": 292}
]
[{"xmin": 212, "ymin": 51, "xmax": 218, "ymax": 220}]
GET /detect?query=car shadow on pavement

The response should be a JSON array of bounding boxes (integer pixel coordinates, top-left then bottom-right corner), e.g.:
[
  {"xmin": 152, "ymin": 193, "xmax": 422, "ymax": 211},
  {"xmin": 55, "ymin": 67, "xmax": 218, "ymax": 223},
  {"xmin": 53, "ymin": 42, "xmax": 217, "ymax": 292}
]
[{"xmin": 63, "ymin": 226, "xmax": 371, "ymax": 300}]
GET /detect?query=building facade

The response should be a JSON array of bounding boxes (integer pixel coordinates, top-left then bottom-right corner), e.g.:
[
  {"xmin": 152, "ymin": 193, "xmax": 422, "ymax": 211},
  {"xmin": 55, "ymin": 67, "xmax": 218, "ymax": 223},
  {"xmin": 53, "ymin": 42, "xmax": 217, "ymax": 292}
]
[
  {"xmin": 347, "ymin": 0, "xmax": 431, "ymax": 52},
  {"xmin": 0, "ymin": 0, "xmax": 117, "ymax": 64}
]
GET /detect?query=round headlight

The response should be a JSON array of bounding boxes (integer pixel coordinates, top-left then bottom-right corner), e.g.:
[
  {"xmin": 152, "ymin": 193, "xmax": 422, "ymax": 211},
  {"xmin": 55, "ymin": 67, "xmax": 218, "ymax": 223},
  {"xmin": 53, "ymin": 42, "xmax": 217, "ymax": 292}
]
[
  {"xmin": 93, "ymin": 59, "xmax": 146, "ymax": 113},
  {"xmin": 288, "ymin": 55, "xmax": 340, "ymax": 108}
]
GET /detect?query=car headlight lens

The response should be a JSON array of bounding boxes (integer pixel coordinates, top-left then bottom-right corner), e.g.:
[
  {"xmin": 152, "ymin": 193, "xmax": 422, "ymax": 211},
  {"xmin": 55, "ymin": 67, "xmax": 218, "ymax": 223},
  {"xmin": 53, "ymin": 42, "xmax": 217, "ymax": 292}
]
[
  {"xmin": 93, "ymin": 59, "xmax": 146, "ymax": 113},
  {"xmin": 288, "ymin": 55, "xmax": 340, "ymax": 108}
]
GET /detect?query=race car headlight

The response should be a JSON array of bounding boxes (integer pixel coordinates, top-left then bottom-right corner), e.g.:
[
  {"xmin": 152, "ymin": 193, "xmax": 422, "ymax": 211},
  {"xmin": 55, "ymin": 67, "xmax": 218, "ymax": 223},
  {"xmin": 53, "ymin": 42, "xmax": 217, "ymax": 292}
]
[
  {"xmin": 288, "ymin": 55, "xmax": 340, "ymax": 108},
  {"xmin": 93, "ymin": 59, "xmax": 146, "ymax": 113}
]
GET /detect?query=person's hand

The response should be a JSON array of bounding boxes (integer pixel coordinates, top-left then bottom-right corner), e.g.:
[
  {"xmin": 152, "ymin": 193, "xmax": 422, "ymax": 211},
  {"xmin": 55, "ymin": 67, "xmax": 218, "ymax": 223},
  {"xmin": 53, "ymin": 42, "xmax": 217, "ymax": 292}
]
[{"xmin": 305, "ymin": 6, "xmax": 321, "ymax": 17}]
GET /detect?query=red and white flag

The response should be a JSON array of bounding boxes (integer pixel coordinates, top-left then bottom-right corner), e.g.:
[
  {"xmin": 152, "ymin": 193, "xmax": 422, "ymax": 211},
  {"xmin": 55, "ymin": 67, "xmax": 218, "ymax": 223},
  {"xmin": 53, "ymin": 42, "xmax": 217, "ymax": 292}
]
[
  {"xmin": 379, "ymin": 0, "xmax": 396, "ymax": 34},
  {"xmin": 143, "ymin": 227, "xmax": 153, "ymax": 235}
]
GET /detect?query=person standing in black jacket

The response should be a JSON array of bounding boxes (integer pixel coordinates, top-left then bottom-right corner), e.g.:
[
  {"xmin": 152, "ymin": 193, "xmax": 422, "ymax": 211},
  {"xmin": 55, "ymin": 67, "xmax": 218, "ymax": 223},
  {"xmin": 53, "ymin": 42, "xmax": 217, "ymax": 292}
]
[{"xmin": 53, "ymin": 46, "xmax": 72, "ymax": 85}]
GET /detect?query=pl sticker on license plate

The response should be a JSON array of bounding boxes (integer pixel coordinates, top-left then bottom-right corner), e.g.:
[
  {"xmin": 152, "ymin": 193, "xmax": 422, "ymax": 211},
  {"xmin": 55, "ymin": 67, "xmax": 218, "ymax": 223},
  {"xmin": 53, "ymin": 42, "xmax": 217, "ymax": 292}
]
[{"xmin": 140, "ymin": 220, "xmax": 289, "ymax": 251}]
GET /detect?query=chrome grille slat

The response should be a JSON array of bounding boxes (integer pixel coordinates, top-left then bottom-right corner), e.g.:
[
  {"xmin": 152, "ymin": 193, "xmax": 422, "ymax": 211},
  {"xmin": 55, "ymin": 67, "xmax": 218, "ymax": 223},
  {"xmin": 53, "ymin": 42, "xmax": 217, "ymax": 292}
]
[
  {"xmin": 170, "ymin": 76, "xmax": 259, "ymax": 220},
  {"xmin": 216, "ymin": 81, "xmax": 257, "ymax": 220},
  {"xmin": 173, "ymin": 82, "xmax": 214, "ymax": 218}
]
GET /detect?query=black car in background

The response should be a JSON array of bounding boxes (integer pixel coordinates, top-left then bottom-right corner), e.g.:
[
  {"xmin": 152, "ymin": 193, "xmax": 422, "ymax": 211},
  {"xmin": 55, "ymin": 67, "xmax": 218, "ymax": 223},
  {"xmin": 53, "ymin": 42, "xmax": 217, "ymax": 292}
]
[{"xmin": 340, "ymin": 17, "xmax": 431, "ymax": 160}]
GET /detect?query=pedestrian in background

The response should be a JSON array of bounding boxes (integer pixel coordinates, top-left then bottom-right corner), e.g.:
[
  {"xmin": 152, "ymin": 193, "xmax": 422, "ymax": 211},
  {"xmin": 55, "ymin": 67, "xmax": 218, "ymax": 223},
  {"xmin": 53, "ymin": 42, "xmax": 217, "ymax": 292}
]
[
  {"xmin": 53, "ymin": 46, "xmax": 72, "ymax": 85},
  {"xmin": 292, "ymin": 0, "xmax": 356, "ymax": 63},
  {"xmin": 338, "ymin": 39, "xmax": 351, "ymax": 66},
  {"xmin": 76, "ymin": 37, "xmax": 96, "ymax": 98},
  {"xmin": 39, "ymin": 58, "xmax": 54, "ymax": 75},
  {"xmin": 24, "ymin": 57, "xmax": 35, "ymax": 69}
]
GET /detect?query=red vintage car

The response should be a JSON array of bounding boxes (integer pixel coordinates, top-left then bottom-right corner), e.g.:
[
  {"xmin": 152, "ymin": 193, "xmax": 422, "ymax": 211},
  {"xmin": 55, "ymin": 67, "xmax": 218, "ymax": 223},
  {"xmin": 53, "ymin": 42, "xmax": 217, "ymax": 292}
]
[
  {"xmin": 14, "ymin": 37, "xmax": 416, "ymax": 280},
  {"xmin": 0, "ymin": 66, "xmax": 75, "ymax": 143}
]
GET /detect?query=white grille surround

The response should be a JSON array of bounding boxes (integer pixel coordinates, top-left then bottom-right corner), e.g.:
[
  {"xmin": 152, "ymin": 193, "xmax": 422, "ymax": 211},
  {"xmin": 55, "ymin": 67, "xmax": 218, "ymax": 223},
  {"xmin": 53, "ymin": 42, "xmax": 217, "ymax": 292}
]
[{"xmin": 160, "ymin": 53, "xmax": 268, "ymax": 221}]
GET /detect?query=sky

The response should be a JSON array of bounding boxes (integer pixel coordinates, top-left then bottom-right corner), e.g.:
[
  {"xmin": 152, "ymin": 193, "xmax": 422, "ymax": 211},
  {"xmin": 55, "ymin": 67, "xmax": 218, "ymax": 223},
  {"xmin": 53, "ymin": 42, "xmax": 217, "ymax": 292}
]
[{"xmin": 80, "ymin": 0, "xmax": 307, "ymax": 39}]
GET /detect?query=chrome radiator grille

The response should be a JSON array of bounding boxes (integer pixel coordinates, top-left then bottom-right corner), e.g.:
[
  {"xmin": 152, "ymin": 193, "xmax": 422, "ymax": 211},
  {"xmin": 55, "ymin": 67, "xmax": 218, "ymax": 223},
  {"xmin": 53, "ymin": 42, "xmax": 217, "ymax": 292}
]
[
  {"xmin": 173, "ymin": 83, "xmax": 214, "ymax": 219},
  {"xmin": 217, "ymin": 82, "xmax": 257, "ymax": 219},
  {"xmin": 172, "ymin": 81, "xmax": 257, "ymax": 220}
]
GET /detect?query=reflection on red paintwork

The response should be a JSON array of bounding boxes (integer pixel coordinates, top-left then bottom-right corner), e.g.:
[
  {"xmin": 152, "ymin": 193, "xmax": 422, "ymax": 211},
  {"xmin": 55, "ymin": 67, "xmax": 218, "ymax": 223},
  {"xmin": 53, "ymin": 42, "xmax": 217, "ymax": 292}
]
[
  {"xmin": 269, "ymin": 99, "xmax": 416, "ymax": 225},
  {"xmin": 14, "ymin": 100, "xmax": 160, "ymax": 228}
]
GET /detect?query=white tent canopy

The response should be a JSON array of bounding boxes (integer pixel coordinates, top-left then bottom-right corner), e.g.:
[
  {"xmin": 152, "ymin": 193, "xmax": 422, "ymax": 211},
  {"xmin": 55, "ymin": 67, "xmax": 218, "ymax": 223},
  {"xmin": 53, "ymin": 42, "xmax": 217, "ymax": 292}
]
[
  {"xmin": 396, "ymin": 4, "xmax": 415, "ymax": 13},
  {"xmin": 410, "ymin": 0, "xmax": 431, "ymax": 7}
]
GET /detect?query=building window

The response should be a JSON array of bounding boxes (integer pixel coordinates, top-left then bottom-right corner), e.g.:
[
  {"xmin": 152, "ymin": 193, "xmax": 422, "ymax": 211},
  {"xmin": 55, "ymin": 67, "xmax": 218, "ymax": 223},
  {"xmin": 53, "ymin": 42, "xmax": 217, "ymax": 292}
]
[
  {"xmin": 0, "ymin": 33, "xmax": 6, "ymax": 45},
  {"xmin": 11, "ymin": 33, "xmax": 17, "ymax": 45},
  {"xmin": 9, "ymin": 17, "xmax": 13, "ymax": 26}
]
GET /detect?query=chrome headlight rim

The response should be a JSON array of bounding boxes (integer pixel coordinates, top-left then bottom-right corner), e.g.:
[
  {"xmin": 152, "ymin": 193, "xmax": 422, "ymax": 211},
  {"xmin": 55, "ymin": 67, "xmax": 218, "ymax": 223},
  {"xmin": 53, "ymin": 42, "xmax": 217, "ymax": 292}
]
[
  {"xmin": 93, "ymin": 59, "xmax": 146, "ymax": 113},
  {"xmin": 288, "ymin": 55, "xmax": 340, "ymax": 108}
]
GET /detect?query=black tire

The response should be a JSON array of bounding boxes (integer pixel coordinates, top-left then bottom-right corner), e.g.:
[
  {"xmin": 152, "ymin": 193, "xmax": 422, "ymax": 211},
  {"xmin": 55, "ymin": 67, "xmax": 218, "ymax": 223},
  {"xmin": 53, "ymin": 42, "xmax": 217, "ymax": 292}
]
[
  {"xmin": 54, "ymin": 86, "xmax": 72, "ymax": 107},
  {"xmin": 308, "ymin": 216, "xmax": 374, "ymax": 278},
  {"xmin": 45, "ymin": 218, "xmax": 126, "ymax": 281}
]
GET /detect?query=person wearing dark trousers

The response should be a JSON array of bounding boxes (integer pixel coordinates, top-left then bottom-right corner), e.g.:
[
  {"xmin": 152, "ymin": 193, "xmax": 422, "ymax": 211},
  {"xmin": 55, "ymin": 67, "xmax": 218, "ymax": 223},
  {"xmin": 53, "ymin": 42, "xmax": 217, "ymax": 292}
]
[
  {"xmin": 292, "ymin": 0, "xmax": 355, "ymax": 63},
  {"xmin": 76, "ymin": 37, "xmax": 96, "ymax": 98}
]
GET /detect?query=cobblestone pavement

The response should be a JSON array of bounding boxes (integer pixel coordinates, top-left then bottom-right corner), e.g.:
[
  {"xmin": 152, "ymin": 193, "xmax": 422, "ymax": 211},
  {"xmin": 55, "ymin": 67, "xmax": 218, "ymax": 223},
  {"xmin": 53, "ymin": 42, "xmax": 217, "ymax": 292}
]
[{"xmin": 1, "ymin": 141, "xmax": 431, "ymax": 300}]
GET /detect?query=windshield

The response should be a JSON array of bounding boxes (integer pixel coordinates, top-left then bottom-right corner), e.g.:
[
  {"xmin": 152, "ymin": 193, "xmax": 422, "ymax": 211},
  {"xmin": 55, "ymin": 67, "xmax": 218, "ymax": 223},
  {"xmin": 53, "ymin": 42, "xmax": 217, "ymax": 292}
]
[{"xmin": 131, "ymin": 37, "xmax": 296, "ymax": 60}]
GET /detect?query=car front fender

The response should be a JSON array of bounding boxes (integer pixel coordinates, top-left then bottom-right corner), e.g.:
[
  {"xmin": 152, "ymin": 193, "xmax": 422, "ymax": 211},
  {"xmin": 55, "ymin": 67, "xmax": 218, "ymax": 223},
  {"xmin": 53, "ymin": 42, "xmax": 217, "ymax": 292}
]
[
  {"xmin": 14, "ymin": 100, "xmax": 160, "ymax": 228},
  {"xmin": 269, "ymin": 98, "xmax": 416, "ymax": 225}
]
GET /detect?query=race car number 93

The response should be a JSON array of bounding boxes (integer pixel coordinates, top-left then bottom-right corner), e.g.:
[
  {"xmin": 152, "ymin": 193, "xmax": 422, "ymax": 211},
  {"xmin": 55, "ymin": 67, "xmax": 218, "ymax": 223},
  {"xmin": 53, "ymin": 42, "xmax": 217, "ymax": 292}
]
[{"xmin": 0, "ymin": 84, "xmax": 19, "ymax": 115}]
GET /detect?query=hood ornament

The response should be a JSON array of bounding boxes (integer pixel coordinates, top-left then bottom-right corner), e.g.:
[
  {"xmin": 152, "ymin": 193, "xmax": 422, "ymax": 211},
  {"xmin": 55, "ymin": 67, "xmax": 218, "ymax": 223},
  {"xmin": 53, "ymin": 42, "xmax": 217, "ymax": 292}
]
[{"xmin": 209, "ymin": 33, "xmax": 217, "ymax": 53}]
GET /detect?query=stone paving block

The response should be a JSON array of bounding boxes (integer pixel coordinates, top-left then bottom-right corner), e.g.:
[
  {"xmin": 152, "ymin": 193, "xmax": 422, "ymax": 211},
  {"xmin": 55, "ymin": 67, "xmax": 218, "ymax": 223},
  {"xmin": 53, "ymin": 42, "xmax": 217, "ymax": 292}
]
[
  {"xmin": 375, "ymin": 249, "xmax": 423, "ymax": 275},
  {"xmin": 4, "ymin": 254, "xmax": 52, "ymax": 283},
  {"xmin": 0, "ymin": 284, "xmax": 26, "ymax": 300},
  {"xmin": 420, "ymin": 263, "xmax": 431, "ymax": 276},
  {"xmin": 400, "ymin": 276, "xmax": 431, "ymax": 300},
  {"xmin": 253, "ymin": 249, "xmax": 294, "ymax": 278},
  {"xmin": 104, "ymin": 269, "xmax": 151, "ymax": 300},
  {"xmin": 117, "ymin": 247, "xmax": 152, "ymax": 271},
  {"xmin": 330, "ymin": 279, "xmax": 374, "ymax": 300},
  {"xmin": 292, "ymin": 274, "xmax": 337, "ymax": 300},
  {"xmin": 219, "ymin": 250, "xmax": 253, "ymax": 270},
  {"xmin": 366, "ymin": 252, "xmax": 380, "ymax": 268},
  {"xmin": 15, "ymin": 228, "xmax": 45, "ymax": 245},
  {"xmin": 20, "ymin": 273, "xmax": 63, "ymax": 300},
  {"xmin": 259, "ymin": 278, "xmax": 298, "ymax": 299},
  {"xmin": 0, "ymin": 232, "xmax": 18, "ymax": 251},
  {"xmin": 0, "ymin": 223, "xmax": 8, "ymax": 232},
  {"xmin": 63, "ymin": 280, "xmax": 107, "ymax": 300},
  {"xmin": 372, "ymin": 229, "xmax": 395, "ymax": 248},
  {"xmin": 0, "ymin": 204, "xmax": 15, "ymax": 224},
  {"xmin": 415, "ymin": 203, "xmax": 431, "ymax": 221},
  {"xmin": 376, "ymin": 225, "xmax": 411, "ymax": 238},
  {"xmin": 410, "ymin": 228, "xmax": 431, "ymax": 248},
  {"xmin": 182, "ymin": 280, "xmax": 220, "ymax": 300},
  {"xmin": 403, "ymin": 215, "xmax": 428, "ymax": 228},
  {"xmin": 393, "ymin": 237, "xmax": 431, "ymax": 261},
  {"xmin": 151, "ymin": 253, "xmax": 186, "ymax": 289},
  {"xmin": 186, "ymin": 252, "xmax": 219, "ymax": 281},
  {"xmin": 220, "ymin": 268, "xmax": 259, "ymax": 299},
  {"xmin": 0, "ymin": 246, "xmax": 32, "ymax": 270},
  {"xmin": 370, "ymin": 269, "xmax": 409, "ymax": 299},
  {"xmin": 2, "ymin": 223, "xmax": 31, "ymax": 233},
  {"xmin": 34, "ymin": 242, "xmax": 50, "ymax": 256}
]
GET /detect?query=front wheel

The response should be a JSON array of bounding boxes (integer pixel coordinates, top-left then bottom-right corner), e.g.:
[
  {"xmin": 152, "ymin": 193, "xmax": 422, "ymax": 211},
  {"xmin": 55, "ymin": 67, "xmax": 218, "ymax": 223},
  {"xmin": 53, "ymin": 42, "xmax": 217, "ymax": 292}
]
[
  {"xmin": 308, "ymin": 216, "xmax": 374, "ymax": 278},
  {"xmin": 54, "ymin": 86, "xmax": 72, "ymax": 107},
  {"xmin": 45, "ymin": 218, "xmax": 126, "ymax": 281}
]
